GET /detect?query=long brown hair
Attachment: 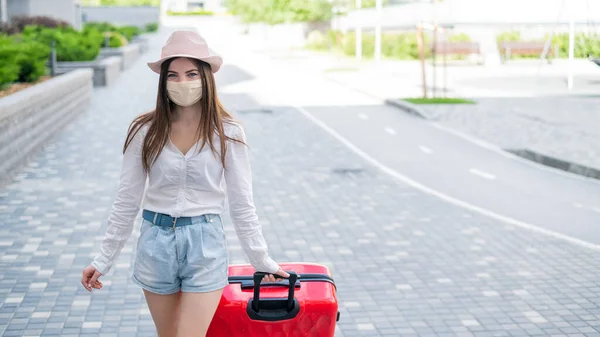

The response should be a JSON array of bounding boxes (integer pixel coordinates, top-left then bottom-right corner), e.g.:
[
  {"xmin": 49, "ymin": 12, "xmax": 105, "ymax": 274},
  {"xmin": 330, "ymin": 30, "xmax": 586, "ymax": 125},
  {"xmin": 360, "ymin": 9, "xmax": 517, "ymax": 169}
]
[{"xmin": 123, "ymin": 57, "xmax": 242, "ymax": 173}]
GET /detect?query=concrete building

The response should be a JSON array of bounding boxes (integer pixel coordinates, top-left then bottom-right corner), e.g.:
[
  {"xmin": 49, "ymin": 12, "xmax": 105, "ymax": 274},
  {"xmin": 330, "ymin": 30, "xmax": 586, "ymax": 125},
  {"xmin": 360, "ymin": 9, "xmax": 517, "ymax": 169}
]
[{"xmin": 0, "ymin": 0, "xmax": 82, "ymax": 29}]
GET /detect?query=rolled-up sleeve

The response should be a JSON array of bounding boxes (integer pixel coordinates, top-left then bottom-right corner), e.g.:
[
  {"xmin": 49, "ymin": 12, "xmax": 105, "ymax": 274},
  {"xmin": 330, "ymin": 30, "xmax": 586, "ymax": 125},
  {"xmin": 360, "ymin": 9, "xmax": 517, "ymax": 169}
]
[
  {"xmin": 224, "ymin": 125, "xmax": 279, "ymax": 274},
  {"xmin": 91, "ymin": 127, "xmax": 147, "ymax": 275}
]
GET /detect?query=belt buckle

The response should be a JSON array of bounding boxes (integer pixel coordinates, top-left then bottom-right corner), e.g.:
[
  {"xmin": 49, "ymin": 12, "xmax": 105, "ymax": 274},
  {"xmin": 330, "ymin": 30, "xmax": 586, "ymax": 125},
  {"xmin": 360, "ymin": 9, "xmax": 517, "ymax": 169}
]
[{"xmin": 172, "ymin": 217, "xmax": 177, "ymax": 229}]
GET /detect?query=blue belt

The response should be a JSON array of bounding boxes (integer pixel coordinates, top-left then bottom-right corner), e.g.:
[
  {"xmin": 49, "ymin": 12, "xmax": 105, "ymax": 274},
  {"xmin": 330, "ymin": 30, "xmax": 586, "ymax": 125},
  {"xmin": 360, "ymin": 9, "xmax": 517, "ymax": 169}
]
[{"xmin": 142, "ymin": 210, "xmax": 203, "ymax": 228}]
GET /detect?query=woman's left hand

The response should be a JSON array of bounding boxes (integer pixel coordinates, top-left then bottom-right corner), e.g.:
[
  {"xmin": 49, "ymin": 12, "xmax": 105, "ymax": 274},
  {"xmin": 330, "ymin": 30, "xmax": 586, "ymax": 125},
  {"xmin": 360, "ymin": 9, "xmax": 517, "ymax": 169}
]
[{"xmin": 261, "ymin": 268, "xmax": 291, "ymax": 283}]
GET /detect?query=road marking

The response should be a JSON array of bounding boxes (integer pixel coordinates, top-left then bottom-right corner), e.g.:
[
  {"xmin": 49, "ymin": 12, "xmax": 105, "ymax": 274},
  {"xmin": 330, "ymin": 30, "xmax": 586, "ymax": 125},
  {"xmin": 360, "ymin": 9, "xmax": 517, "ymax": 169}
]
[
  {"xmin": 469, "ymin": 168, "xmax": 496, "ymax": 180},
  {"xmin": 384, "ymin": 127, "xmax": 395, "ymax": 135},
  {"xmin": 431, "ymin": 122, "xmax": 600, "ymax": 185},
  {"xmin": 295, "ymin": 105, "xmax": 600, "ymax": 253},
  {"xmin": 419, "ymin": 146, "xmax": 433, "ymax": 154},
  {"xmin": 358, "ymin": 113, "xmax": 369, "ymax": 120}
]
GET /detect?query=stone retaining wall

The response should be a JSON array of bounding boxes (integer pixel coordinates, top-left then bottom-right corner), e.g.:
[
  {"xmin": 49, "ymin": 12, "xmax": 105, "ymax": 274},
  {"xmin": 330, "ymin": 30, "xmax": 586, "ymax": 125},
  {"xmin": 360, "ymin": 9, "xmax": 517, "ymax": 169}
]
[
  {"xmin": 55, "ymin": 56, "xmax": 121, "ymax": 87},
  {"xmin": 0, "ymin": 69, "xmax": 94, "ymax": 185}
]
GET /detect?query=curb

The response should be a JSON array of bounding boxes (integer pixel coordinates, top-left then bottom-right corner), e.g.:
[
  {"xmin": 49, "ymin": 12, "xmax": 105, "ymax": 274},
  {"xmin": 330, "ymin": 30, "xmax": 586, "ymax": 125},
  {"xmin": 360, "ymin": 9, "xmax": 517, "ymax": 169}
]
[
  {"xmin": 506, "ymin": 149, "xmax": 600, "ymax": 181},
  {"xmin": 384, "ymin": 99, "xmax": 431, "ymax": 119},
  {"xmin": 384, "ymin": 98, "xmax": 600, "ymax": 181}
]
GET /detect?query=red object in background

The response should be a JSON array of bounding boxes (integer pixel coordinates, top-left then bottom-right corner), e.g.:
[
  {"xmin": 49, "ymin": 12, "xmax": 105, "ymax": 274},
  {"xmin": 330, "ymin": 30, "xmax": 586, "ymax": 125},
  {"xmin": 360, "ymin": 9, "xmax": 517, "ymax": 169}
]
[{"xmin": 206, "ymin": 263, "xmax": 339, "ymax": 337}]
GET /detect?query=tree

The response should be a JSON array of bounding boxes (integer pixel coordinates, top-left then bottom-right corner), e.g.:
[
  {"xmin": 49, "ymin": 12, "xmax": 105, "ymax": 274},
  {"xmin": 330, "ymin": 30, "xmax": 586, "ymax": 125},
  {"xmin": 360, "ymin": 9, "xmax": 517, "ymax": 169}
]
[{"xmin": 226, "ymin": 0, "xmax": 333, "ymax": 24}]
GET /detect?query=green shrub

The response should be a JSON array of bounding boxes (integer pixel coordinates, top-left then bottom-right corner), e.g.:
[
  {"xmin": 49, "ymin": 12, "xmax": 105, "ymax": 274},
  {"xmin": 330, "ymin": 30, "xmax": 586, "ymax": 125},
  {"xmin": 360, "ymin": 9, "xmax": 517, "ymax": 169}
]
[
  {"xmin": 553, "ymin": 33, "xmax": 600, "ymax": 58},
  {"xmin": 167, "ymin": 10, "xmax": 214, "ymax": 16},
  {"xmin": 22, "ymin": 25, "xmax": 101, "ymax": 62},
  {"xmin": 0, "ymin": 36, "xmax": 20, "ymax": 87},
  {"xmin": 144, "ymin": 22, "xmax": 158, "ymax": 32},
  {"xmin": 15, "ymin": 40, "xmax": 50, "ymax": 82},
  {"xmin": 116, "ymin": 25, "xmax": 141, "ymax": 41},
  {"xmin": 496, "ymin": 31, "xmax": 521, "ymax": 43},
  {"xmin": 326, "ymin": 31, "xmax": 427, "ymax": 60},
  {"xmin": 226, "ymin": 0, "xmax": 332, "ymax": 24},
  {"xmin": 0, "ymin": 35, "xmax": 49, "ymax": 86},
  {"xmin": 84, "ymin": 21, "xmax": 115, "ymax": 33},
  {"xmin": 448, "ymin": 32, "xmax": 471, "ymax": 42}
]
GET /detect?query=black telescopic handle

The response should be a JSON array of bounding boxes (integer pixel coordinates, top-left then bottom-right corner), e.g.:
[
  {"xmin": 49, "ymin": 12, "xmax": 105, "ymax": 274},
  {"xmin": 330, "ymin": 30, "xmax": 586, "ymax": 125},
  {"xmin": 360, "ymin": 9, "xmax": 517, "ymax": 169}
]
[{"xmin": 252, "ymin": 271, "xmax": 298, "ymax": 312}]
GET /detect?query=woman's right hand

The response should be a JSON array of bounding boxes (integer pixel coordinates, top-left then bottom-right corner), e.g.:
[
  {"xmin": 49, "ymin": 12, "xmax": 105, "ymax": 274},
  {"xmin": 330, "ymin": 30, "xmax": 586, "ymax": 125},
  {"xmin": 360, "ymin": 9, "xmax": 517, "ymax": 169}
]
[{"xmin": 81, "ymin": 265, "xmax": 103, "ymax": 292}]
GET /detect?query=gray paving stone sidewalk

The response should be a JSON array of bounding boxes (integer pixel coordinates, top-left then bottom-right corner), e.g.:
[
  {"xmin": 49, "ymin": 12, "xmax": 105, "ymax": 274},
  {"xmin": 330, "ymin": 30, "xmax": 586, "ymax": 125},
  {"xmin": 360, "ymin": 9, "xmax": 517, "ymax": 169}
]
[{"xmin": 3, "ymin": 26, "xmax": 600, "ymax": 337}]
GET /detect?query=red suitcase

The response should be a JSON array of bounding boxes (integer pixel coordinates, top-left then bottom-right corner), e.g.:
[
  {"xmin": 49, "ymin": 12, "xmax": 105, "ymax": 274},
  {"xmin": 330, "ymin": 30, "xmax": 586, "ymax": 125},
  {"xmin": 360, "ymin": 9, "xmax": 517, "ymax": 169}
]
[{"xmin": 207, "ymin": 262, "xmax": 339, "ymax": 337}]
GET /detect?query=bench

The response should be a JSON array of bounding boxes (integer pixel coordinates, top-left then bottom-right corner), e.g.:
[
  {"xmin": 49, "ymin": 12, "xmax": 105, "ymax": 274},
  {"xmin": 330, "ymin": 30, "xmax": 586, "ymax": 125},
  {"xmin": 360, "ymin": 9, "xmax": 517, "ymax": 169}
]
[
  {"xmin": 498, "ymin": 41, "xmax": 555, "ymax": 62},
  {"xmin": 431, "ymin": 41, "xmax": 481, "ymax": 56}
]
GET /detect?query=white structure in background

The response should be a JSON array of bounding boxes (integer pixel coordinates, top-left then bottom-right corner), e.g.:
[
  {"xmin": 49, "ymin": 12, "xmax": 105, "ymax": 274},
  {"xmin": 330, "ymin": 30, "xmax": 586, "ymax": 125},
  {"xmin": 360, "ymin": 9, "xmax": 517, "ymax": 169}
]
[
  {"xmin": 0, "ymin": 0, "xmax": 82, "ymax": 29},
  {"xmin": 355, "ymin": 0, "xmax": 362, "ymax": 62},
  {"xmin": 347, "ymin": 0, "xmax": 600, "ymax": 88},
  {"xmin": 1, "ymin": 0, "xmax": 7, "ymax": 23},
  {"xmin": 166, "ymin": 0, "xmax": 224, "ymax": 12}
]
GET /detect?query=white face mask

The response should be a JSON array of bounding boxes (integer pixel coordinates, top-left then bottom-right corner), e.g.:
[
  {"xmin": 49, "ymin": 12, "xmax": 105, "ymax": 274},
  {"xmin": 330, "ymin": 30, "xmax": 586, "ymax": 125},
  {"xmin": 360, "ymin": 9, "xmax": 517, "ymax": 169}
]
[{"xmin": 166, "ymin": 80, "xmax": 203, "ymax": 107}]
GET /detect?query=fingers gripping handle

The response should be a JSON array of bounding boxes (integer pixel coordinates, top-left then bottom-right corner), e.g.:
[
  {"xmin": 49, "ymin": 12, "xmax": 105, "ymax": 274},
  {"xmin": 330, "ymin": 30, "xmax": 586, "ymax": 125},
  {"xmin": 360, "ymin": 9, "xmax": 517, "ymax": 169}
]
[{"xmin": 252, "ymin": 271, "xmax": 298, "ymax": 312}]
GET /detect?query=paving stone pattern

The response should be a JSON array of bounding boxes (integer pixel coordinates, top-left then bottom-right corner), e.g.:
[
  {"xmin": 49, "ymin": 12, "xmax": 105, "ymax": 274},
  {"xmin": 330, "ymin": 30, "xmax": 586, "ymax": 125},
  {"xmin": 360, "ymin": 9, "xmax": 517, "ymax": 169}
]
[{"xmin": 2, "ymin": 29, "xmax": 600, "ymax": 337}]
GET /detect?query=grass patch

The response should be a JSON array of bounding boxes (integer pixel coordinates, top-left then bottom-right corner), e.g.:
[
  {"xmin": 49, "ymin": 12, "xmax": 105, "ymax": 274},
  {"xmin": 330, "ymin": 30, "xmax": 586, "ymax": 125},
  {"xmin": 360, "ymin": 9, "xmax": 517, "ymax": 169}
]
[{"xmin": 403, "ymin": 97, "xmax": 475, "ymax": 104}]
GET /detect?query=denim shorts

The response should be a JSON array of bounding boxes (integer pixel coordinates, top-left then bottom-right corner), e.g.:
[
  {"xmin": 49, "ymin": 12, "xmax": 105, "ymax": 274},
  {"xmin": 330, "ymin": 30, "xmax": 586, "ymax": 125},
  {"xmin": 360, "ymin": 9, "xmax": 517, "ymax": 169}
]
[{"xmin": 132, "ymin": 213, "xmax": 229, "ymax": 295}]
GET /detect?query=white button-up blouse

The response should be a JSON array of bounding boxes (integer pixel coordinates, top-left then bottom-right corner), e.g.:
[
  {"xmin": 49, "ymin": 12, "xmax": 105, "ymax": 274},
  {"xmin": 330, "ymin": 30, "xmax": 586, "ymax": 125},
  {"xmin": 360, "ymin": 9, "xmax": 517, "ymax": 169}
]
[{"xmin": 91, "ymin": 121, "xmax": 279, "ymax": 275}]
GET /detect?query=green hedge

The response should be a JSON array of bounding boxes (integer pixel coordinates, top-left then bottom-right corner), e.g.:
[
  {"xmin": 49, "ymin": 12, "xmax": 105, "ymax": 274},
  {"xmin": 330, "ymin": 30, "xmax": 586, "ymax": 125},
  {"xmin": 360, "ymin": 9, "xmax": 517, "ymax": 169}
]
[
  {"xmin": 306, "ymin": 30, "xmax": 455, "ymax": 60},
  {"xmin": 144, "ymin": 22, "xmax": 158, "ymax": 32},
  {"xmin": 84, "ymin": 22, "xmax": 140, "ymax": 43},
  {"xmin": 226, "ymin": 0, "xmax": 332, "ymax": 24},
  {"xmin": 167, "ymin": 10, "xmax": 214, "ymax": 16},
  {"xmin": 553, "ymin": 33, "xmax": 600, "ymax": 58},
  {"xmin": 0, "ymin": 35, "xmax": 50, "ymax": 87},
  {"xmin": 497, "ymin": 31, "xmax": 600, "ymax": 59},
  {"xmin": 21, "ymin": 26, "xmax": 102, "ymax": 62}
]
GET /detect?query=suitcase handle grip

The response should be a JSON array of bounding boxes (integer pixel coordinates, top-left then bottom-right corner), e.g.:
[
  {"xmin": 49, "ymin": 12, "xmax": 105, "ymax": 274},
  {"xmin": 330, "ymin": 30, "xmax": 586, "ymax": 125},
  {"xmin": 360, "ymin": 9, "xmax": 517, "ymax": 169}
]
[{"xmin": 252, "ymin": 271, "xmax": 298, "ymax": 312}]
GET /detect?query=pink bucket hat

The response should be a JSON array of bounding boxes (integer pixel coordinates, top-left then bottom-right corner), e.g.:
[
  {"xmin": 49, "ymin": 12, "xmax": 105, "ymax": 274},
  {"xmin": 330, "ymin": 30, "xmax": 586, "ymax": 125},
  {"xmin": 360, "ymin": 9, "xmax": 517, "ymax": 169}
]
[{"xmin": 147, "ymin": 30, "xmax": 223, "ymax": 74}]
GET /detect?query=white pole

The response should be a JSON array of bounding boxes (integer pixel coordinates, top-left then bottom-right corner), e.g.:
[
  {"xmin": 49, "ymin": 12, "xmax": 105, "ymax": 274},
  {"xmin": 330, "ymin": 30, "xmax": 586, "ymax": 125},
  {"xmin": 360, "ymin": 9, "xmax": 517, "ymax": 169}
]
[
  {"xmin": 567, "ymin": 3, "xmax": 575, "ymax": 90},
  {"xmin": 374, "ymin": 0, "xmax": 382, "ymax": 62},
  {"xmin": 355, "ymin": 0, "xmax": 362, "ymax": 63},
  {"xmin": 1, "ymin": 0, "xmax": 8, "ymax": 24}
]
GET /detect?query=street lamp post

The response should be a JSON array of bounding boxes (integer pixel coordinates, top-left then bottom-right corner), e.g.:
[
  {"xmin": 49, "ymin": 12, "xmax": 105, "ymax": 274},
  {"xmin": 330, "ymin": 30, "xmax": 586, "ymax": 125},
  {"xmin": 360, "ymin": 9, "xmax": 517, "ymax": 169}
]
[
  {"xmin": 355, "ymin": 0, "xmax": 362, "ymax": 63},
  {"xmin": 374, "ymin": 0, "xmax": 382, "ymax": 62},
  {"xmin": 567, "ymin": 2, "xmax": 575, "ymax": 90}
]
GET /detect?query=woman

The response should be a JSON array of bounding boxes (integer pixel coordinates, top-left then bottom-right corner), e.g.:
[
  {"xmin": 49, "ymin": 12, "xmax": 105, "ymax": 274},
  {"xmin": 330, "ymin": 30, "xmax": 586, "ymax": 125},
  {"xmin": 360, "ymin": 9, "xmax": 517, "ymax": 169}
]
[{"xmin": 81, "ymin": 30, "xmax": 288, "ymax": 336}]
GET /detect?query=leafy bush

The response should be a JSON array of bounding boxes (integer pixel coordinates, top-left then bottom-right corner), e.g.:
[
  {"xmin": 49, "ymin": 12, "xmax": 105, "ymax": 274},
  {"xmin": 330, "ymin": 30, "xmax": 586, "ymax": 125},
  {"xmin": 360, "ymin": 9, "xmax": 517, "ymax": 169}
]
[
  {"xmin": 0, "ymin": 35, "xmax": 49, "ymax": 87},
  {"xmin": 0, "ymin": 36, "xmax": 20, "ymax": 87},
  {"xmin": 496, "ymin": 31, "xmax": 521, "ymax": 43},
  {"xmin": 553, "ymin": 33, "xmax": 600, "ymax": 58},
  {"xmin": 167, "ymin": 10, "xmax": 214, "ymax": 16},
  {"xmin": 10, "ymin": 15, "xmax": 70, "ymax": 33},
  {"xmin": 84, "ymin": 21, "xmax": 115, "ymax": 33},
  {"xmin": 226, "ymin": 0, "xmax": 332, "ymax": 24},
  {"xmin": 84, "ymin": 22, "xmax": 140, "ymax": 42},
  {"xmin": 144, "ymin": 22, "xmax": 158, "ymax": 32},
  {"xmin": 116, "ymin": 25, "xmax": 141, "ymax": 40},
  {"xmin": 309, "ymin": 30, "xmax": 430, "ymax": 60},
  {"xmin": 349, "ymin": 0, "xmax": 389, "ymax": 8},
  {"xmin": 448, "ymin": 33, "xmax": 471, "ymax": 42},
  {"xmin": 0, "ymin": 22, "xmax": 19, "ymax": 35},
  {"xmin": 15, "ymin": 40, "xmax": 50, "ymax": 82},
  {"xmin": 22, "ymin": 26, "xmax": 102, "ymax": 62}
]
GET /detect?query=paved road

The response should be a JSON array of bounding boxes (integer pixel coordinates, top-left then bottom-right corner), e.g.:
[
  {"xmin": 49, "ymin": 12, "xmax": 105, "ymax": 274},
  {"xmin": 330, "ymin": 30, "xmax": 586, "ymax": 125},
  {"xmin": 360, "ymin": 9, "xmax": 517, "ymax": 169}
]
[
  {"xmin": 2, "ymin": 19, "xmax": 600, "ymax": 337},
  {"xmin": 301, "ymin": 103, "xmax": 600, "ymax": 244}
]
